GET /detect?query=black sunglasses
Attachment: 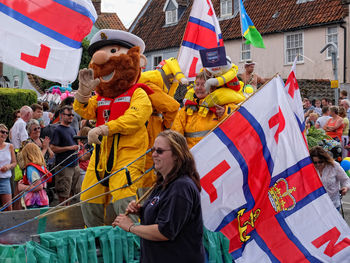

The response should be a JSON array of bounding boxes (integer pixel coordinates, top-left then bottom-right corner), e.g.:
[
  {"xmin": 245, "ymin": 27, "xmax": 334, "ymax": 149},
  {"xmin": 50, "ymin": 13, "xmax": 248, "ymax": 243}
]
[
  {"xmin": 151, "ymin": 147, "xmax": 171, "ymax": 155},
  {"xmin": 33, "ymin": 127, "xmax": 41, "ymax": 131},
  {"xmin": 63, "ymin": 113, "xmax": 74, "ymax": 117},
  {"xmin": 0, "ymin": 130, "xmax": 8, "ymax": 135},
  {"xmin": 313, "ymin": 161, "xmax": 324, "ymax": 165}
]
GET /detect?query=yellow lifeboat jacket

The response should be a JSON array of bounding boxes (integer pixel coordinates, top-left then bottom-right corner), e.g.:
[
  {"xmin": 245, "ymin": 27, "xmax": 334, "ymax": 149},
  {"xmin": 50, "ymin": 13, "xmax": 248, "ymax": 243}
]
[
  {"xmin": 172, "ymin": 97, "xmax": 237, "ymax": 149},
  {"xmin": 139, "ymin": 70, "xmax": 180, "ymax": 181},
  {"xmin": 73, "ymin": 87, "xmax": 152, "ymax": 202}
]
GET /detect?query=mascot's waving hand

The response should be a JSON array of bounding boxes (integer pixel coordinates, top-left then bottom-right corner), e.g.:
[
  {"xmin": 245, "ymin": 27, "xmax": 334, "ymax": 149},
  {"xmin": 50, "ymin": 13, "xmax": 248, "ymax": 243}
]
[{"xmin": 73, "ymin": 29, "xmax": 152, "ymax": 227}]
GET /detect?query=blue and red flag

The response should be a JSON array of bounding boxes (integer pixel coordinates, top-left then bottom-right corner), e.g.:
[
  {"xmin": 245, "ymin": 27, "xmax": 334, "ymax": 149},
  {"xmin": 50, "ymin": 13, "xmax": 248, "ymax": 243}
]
[
  {"xmin": 177, "ymin": 0, "xmax": 223, "ymax": 80},
  {"xmin": 192, "ymin": 76, "xmax": 350, "ymax": 262},
  {"xmin": 0, "ymin": 0, "xmax": 97, "ymax": 84}
]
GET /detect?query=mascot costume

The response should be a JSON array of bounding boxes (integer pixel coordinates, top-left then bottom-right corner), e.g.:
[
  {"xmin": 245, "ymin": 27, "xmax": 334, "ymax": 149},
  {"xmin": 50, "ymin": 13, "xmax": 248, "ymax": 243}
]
[
  {"xmin": 138, "ymin": 58, "xmax": 185, "ymax": 181},
  {"xmin": 73, "ymin": 29, "xmax": 153, "ymax": 226}
]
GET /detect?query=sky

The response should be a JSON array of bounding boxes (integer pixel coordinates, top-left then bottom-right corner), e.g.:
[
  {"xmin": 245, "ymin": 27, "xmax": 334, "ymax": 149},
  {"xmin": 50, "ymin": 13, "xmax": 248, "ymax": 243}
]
[{"xmin": 102, "ymin": 0, "xmax": 148, "ymax": 28}]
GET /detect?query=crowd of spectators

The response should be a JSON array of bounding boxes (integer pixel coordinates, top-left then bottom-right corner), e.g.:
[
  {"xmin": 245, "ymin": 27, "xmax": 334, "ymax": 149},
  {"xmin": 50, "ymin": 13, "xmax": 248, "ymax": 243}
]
[
  {"xmin": 0, "ymin": 97, "xmax": 91, "ymax": 210},
  {"xmin": 1, "ymin": 85, "xmax": 349, "ymax": 216}
]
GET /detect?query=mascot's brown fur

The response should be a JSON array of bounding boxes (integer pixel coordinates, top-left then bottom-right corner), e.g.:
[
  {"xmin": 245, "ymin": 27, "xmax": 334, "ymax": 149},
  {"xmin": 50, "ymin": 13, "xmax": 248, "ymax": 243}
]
[{"xmin": 89, "ymin": 46, "xmax": 141, "ymax": 98}]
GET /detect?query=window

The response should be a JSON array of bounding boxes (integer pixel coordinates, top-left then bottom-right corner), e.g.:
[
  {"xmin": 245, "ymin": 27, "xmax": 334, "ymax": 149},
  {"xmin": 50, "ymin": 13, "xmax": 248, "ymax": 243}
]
[
  {"xmin": 221, "ymin": 0, "xmax": 233, "ymax": 17},
  {"xmin": 326, "ymin": 26, "xmax": 338, "ymax": 59},
  {"xmin": 13, "ymin": 75, "xmax": 19, "ymax": 88},
  {"xmin": 285, "ymin": 32, "xmax": 303, "ymax": 64},
  {"xmin": 165, "ymin": 9, "xmax": 177, "ymax": 24},
  {"xmin": 153, "ymin": 55, "xmax": 163, "ymax": 69},
  {"xmin": 241, "ymin": 43, "xmax": 251, "ymax": 61}
]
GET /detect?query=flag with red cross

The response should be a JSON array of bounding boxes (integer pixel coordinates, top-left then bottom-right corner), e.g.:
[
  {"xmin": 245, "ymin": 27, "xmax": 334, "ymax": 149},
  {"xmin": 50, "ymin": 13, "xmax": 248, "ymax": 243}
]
[
  {"xmin": 0, "ymin": 0, "xmax": 97, "ymax": 84},
  {"xmin": 284, "ymin": 56, "xmax": 305, "ymax": 132},
  {"xmin": 192, "ymin": 76, "xmax": 350, "ymax": 262},
  {"xmin": 177, "ymin": 0, "xmax": 224, "ymax": 81}
]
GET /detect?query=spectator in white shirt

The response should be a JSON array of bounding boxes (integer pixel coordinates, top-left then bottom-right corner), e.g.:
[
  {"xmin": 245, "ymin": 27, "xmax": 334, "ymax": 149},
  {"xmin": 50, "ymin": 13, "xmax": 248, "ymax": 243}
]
[
  {"xmin": 310, "ymin": 146, "xmax": 350, "ymax": 210},
  {"xmin": 10, "ymin": 106, "xmax": 33, "ymax": 150},
  {"xmin": 315, "ymin": 106, "xmax": 331, "ymax": 131}
]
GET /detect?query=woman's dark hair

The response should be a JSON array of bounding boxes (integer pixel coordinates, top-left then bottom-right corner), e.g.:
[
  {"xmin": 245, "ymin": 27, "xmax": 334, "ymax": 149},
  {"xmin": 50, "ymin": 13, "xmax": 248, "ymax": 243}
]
[
  {"xmin": 42, "ymin": 102, "xmax": 49, "ymax": 111},
  {"xmin": 309, "ymin": 146, "xmax": 334, "ymax": 166},
  {"xmin": 13, "ymin": 109, "xmax": 20, "ymax": 121},
  {"xmin": 155, "ymin": 130, "xmax": 201, "ymax": 191}
]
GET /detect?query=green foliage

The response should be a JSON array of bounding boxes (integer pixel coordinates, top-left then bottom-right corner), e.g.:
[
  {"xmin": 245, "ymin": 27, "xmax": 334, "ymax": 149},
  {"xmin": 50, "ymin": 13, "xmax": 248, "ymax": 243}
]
[
  {"xmin": 306, "ymin": 126, "xmax": 332, "ymax": 149},
  {"xmin": 0, "ymin": 88, "xmax": 37, "ymax": 129},
  {"xmin": 40, "ymin": 38, "xmax": 91, "ymax": 91}
]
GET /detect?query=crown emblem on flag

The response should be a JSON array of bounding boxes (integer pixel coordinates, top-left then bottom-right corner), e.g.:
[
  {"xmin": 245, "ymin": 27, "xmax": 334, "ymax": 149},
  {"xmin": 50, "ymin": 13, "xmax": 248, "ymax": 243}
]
[{"xmin": 268, "ymin": 178, "xmax": 296, "ymax": 213}]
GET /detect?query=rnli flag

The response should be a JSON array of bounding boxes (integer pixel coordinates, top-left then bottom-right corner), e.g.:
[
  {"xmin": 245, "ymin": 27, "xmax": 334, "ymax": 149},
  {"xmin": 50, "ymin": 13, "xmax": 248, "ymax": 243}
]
[
  {"xmin": 192, "ymin": 76, "xmax": 350, "ymax": 262},
  {"xmin": 285, "ymin": 56, "xmax": 305, "ymax": 132},
  {"xmin": 0, "ymin": 0, "xmax": 97, "ymax": 84},
  {"xmin": 177, "ymin": 0, "xmax": 223, "ymax": 81}
]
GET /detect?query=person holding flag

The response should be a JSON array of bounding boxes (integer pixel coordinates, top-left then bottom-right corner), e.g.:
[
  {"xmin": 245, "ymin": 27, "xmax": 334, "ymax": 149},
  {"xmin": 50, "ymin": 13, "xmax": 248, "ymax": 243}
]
[{"xmin": 113, "ymin": 130, "xmax": 205, "ymax": 263}]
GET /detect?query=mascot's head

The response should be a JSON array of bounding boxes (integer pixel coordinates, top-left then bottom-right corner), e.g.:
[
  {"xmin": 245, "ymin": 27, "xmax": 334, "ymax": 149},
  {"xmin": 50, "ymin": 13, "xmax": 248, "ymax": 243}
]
[{"xmin": 88, "ymin": 29, "xmax": 147, "ymax": 98}]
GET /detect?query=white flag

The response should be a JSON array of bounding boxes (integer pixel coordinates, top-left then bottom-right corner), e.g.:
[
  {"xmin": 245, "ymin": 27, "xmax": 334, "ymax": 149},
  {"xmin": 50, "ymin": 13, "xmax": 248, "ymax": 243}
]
[
  {"xmin": 0, "ymin": 0, "xmax": 97, "ymax": 84},
  {"xmin": 177, "ymin": 0, "xmax": 223, "ymax": 81}
]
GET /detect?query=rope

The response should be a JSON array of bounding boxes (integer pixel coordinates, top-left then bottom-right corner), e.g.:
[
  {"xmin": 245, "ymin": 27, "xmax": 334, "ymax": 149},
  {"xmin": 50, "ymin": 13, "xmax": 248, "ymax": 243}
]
[
  {"xmin": 0, "ymin": 151, "xmax": 153, "ymax": 236},
  {"xmin": 0, "ymin": 145, "xmax": 93, "ymax": 211},
  {"xmin": 37, "ymin": 166, "xmax": 154, "ymax": 220}
]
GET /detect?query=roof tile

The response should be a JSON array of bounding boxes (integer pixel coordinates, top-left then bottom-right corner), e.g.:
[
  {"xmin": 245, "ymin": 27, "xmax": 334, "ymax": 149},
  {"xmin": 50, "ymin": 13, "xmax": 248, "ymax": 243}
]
[{"xmin": 95, "ymin": 12, "xmax": 126, "ymax": 31}]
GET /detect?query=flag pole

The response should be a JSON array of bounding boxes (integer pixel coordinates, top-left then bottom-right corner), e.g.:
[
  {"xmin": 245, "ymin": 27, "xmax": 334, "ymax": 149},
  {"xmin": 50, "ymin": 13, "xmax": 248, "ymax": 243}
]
[
  {"xmin": 176, "ymin": 2, "xmax": 193, "ymax": 60},
  {"xmin": 239, "ymin": 0, "xmax": 246, "ymax": 61}
]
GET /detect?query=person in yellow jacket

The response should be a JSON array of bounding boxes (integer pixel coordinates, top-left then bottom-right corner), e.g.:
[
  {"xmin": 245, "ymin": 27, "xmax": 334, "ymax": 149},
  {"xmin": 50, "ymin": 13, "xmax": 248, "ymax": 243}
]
[
  {"xmin": 138, "ymin": 59, "xmax": 183, "ymax": 181},
  {"xmin": 73, "ymin": 29, "xmax": 152, "ymax": 227},
  {"xmin": 172, "ymin": 71, "xmax": 237, "ymax": 149}
]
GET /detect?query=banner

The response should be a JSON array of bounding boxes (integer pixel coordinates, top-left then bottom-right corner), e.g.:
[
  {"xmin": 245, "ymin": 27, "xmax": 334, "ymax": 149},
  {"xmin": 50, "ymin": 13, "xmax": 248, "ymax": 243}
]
[
  {"xmin": 0, "ymin": 0, "xmax": 97, "ymax": 84},
  {"xmin": 177, "ymin": 0, "xmax": 223, "ymax": 80},
  {"xmin": 192, "ymin": 76, "xmax": 350, "ymax": 262}
]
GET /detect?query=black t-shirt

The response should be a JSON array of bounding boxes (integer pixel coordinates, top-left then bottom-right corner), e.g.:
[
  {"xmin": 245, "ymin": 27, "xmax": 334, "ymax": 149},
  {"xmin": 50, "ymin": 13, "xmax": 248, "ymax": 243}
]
[
  {"xmin": 140, "ymin": 176, "xmax": 205, "ymax": 263},
  {"xmin": 51, "ymin": 124, "xmax": 78, "ymax": 167}
]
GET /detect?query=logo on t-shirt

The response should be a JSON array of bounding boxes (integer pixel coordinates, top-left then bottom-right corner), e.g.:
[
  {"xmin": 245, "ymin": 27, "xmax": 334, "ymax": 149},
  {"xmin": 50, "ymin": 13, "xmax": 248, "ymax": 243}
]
[{"xmin": 150, "ymin": 196, "xmax": 160, "ymax": 206}]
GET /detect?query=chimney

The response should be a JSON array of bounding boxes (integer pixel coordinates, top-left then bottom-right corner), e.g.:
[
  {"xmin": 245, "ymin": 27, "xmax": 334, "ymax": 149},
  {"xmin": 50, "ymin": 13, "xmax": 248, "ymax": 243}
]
[{"xmin": 92, "ymin": 0, "xmax": 101, "ymax": 15}]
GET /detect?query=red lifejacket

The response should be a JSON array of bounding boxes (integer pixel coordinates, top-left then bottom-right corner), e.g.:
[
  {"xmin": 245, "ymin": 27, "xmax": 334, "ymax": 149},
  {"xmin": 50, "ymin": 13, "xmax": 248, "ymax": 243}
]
[
  {"xmin": 224, "ymin": 76, "xmax": 241, "ymax": 91},
  {"xmin": 23, "ymin": 163, "xmax": 52, "ymax": 185},
  {"xmin": 96, "ymin": 83, "xmax": 153, "ymax": 127}
]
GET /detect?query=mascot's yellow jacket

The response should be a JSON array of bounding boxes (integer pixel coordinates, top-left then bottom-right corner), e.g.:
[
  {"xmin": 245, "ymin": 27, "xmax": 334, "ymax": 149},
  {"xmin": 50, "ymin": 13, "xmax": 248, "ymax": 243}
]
[
  {"xmin": 172, "ymin": 100, "xmax": 237, "ymax": 149},
  {"xmin": 73, "ymin": 88, "xmax": 152, "ymax": 203},
  {"xmin": 139, "ymin": 70, "xmax": 180, "ymax": 178}
]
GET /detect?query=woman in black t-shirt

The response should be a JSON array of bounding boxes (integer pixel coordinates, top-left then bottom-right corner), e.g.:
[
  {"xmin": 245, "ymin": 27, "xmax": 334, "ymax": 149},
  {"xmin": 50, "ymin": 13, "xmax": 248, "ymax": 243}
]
[{"xmin": 113, "ymin": 130, "xmax": 205, "ymax": 263}]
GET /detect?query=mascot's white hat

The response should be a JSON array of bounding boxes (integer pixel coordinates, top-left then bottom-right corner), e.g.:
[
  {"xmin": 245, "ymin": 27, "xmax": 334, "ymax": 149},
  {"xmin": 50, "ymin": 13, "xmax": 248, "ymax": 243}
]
[{"xmin": 88, "ymin": 29, "xmax": 145, "ymax": 56}]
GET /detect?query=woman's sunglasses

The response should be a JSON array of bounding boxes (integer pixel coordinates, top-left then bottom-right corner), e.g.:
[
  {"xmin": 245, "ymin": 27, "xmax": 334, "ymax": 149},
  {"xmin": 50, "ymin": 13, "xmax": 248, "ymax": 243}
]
[
  {"xmin": 151, "ymin": 147, "xmax": 171, "ymax": 155},
  {"xmin": 0, "ymin": 130, "xmax": 8, "ymax": 135},
  {"xmin": 33, "ymin": 127, "xmax": 41, "ymax": 132},
  {"xmin": 313, "ymin": 161, "xmax": 324, "ymax": 165}
]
